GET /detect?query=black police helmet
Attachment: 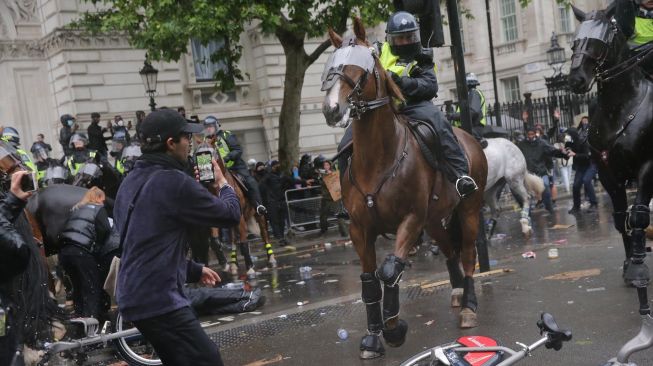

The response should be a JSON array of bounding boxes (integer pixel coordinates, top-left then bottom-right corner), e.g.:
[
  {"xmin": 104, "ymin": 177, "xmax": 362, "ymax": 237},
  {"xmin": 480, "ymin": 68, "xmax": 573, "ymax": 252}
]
[{"xmin": 386, "ymin": 11, "xmax": 421, "ymax": 62}]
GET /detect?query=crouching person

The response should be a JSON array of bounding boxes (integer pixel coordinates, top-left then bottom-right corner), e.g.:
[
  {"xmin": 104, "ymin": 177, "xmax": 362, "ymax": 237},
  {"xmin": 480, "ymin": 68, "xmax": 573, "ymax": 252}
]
[{"xmin": 114, "ymin": 110, "xmax": 240, "ymax": 366}]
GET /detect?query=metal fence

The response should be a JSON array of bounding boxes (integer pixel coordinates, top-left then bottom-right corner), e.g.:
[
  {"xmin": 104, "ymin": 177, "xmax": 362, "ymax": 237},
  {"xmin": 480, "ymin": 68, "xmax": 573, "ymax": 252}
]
[
  {"xmin": 284, "ymin": 186, "xmax": 340, "ymax": 237},
  {"xmin": 441, "ymin": 92, "xmax": 597, "ymax": 139}
]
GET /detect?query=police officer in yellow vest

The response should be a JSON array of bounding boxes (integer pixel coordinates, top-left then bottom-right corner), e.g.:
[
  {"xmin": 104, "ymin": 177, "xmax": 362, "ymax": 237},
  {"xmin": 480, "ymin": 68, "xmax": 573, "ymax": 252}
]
[
  {"xmin": 617, "ymin": 0, "xmax": 653, "ymax": 71},
  {"xmin": 447, "ymin": 73, "xmax": 488, "ymax": 148},
  {"xmin": 203, "ymin": 116, "xmax": 267, "ymax": 215},
  {"xmin": 65, "ymin": 133, "xmax": 100, "ymax": 176},
  {"xmin": 337, "ymin": 11, "xmax": 478, "ymax": 198},
  {"xmin": 110, "ymin": 129, "xmax": 128, "ymax": 176},
  {"xmin": 1, "ymin": 127, "xmax": 37, "ymax": 174}
]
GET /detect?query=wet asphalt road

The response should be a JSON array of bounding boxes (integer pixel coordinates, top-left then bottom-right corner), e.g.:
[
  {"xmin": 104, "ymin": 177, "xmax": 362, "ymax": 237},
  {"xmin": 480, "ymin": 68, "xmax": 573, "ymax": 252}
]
[{"xmin": 88, "ymin": 189, "xmax": 653, "ymax": 366}]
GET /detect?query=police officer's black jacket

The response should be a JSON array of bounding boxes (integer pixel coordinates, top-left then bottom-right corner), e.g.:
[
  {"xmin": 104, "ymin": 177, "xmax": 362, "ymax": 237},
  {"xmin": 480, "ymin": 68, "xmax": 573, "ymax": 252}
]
[
  {"xmin": 518, "ymin": 138, "xmax": 567, "ymax": 177},
  {"xmin": 390, "ymin": 60, "xmax": 438, "ymax": 105},
  {"xmin": 60, "ymin": 203, "xmax": 111, "ymax": 254},
  {"xmin": 217, "ymin": 130, "xmax": 247, "ymax": 171}
]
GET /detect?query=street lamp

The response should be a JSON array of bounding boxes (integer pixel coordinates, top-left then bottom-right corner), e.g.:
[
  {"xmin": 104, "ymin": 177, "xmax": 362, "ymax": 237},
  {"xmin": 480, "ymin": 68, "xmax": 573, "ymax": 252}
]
[
  {"xmin": 139, "ymin": 56, "xmax": 158, "ymax": 111},
  {"xmin": 546, "ymin": 32, "xmax": 566, "ymax": 76}
]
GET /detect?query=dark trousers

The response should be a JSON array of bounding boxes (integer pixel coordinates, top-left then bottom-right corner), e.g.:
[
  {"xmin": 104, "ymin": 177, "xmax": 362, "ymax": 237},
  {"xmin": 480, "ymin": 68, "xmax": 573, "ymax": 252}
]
[
  {"xmin": 268, "ymin": 201, "xmax": 286, "ymax": 240},
  {"xmin": 134, "ymin": 306, "xmax": 224, "ymax": 366},
  {"xmin": 59, "ymin": 245, "xmax": 105, "ymax": 318},
  {"xmin": 572, "ymin": 163, "xmax": 598, "ymax": 208},
  {"xmin": 0, "ymin": 292, "xmax": 20, "ymax": 366},
  {"xmin": 337, "ymin": 101, "xmax": 468, "ymax": 182},
  {"xmin": 320, "ymin": 198, "xmax": 337, "ymax": 233},
  {"xmin": 234, "ymin": 168, "xmax": 264, "ymax": 205}
]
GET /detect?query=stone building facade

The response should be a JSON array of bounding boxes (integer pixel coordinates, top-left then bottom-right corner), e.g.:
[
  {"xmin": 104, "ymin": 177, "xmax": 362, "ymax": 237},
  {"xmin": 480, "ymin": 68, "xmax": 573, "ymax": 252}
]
[{"xmin": 0, "ymin": 0, "xmax": 609, "ymax": 160}]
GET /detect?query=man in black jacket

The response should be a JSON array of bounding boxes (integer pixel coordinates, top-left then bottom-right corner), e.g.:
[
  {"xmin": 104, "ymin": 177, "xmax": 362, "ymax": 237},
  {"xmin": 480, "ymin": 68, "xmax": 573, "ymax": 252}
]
[
  {"xmin": 518, "ymin": 128, "xmax": 568, "ymax": 214},
  {"xmin": 87, "ymin": 112, "xmax": 111, "ymax": 157},
  {"xmin": 260, "ymin": 160, "xmax": 295, "ymax": 245},
  {"xmin": 59, "ymin": 114, "xmax": 78, "ymax": 157},
  {"xmin": 566, "ymin": 121, "xmax": 598, "ymax": 214}
]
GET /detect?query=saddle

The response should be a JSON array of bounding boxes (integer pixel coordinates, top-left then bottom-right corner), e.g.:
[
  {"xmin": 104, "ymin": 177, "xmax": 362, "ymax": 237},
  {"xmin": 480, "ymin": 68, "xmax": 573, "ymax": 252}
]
[{"xmin": 405, "ymin": 119, "xmax": 440, "ymax": 171}]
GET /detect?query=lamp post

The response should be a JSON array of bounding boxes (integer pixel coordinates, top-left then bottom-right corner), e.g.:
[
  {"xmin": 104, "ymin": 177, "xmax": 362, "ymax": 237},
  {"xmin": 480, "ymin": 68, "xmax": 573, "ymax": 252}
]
[
  {"xmin": 139, "ymin": 57, "xmax": 159, "ymax": 112},
  {"xmin": 545, "ymin": 32, "xmax": 569, "ymax": 129}
]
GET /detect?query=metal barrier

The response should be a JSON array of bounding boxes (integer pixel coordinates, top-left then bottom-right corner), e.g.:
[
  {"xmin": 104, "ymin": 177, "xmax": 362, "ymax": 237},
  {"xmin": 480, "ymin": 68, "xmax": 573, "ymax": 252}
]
[{"xmin": 284, "ymin": 186, "xmax": 341, "ymax": 237}]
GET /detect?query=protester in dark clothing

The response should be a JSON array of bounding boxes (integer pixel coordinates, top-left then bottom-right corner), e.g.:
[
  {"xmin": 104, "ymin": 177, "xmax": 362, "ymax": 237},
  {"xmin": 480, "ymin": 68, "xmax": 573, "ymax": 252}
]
[
  {"xmin": 518, "ymin": 128, "xmax": 568, "ymax": 213},
  {"xmin": 110, "ymin": 115, "xmax": 131, "ymax": 144},
  {"xmin": 87, "ymin": 112, "xmax": 111, "ymax": 156},
  {"xmin": 0, "ymin": 171, "xmax": 32, "ymax": 366},
  {"xmin": 314, "ymin": 157, "xmax": 346, "ymax": 237},
  {"xmin": 59, "ymin": 114, "xmax": 78, "ymax": 157},
  {"xmin": 566, "ymin": 117, "xmax": 598, "ymax": 214},
  {"xmin": 260, "ymin": 160, "xmax": 295, "ymax": 245},
  {"xmin": 31, "ymin": 133, "xmax": 52, "ymax": 155},
  {"xmin": 115, "ymin": 109, "xmax": 240, "ymax": 366},
  {"xmin": 59, "ymin": 187, "xmax": 112, "ymax": 319},
  {"xmin": 134, "ymin": 110, "xmax": 146, "ymax": 142}
]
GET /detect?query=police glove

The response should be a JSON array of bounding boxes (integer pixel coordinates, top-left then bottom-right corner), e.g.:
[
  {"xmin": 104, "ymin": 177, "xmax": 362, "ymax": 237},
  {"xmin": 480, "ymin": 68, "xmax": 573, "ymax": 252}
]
[{"xmin": 415, "ymin": 48, "xmax": 433, "ymax": 66}]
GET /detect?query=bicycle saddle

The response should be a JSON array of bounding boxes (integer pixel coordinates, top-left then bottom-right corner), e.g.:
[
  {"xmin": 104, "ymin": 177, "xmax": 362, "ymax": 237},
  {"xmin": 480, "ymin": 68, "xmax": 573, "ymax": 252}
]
[{"xmin": 537, "ymin": 313, "xmax": 572, "ymax": 351}]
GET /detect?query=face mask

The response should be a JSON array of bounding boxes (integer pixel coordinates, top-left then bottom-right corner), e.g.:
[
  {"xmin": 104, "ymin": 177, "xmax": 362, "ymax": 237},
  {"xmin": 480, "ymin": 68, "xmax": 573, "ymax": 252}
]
[
  {"xmin": 67, "ymin": 120, "xmax": 74, "ymax": 127},
  {"xmin": 117, "ymin": 120, "xmax": 124, "ymax": 126}
]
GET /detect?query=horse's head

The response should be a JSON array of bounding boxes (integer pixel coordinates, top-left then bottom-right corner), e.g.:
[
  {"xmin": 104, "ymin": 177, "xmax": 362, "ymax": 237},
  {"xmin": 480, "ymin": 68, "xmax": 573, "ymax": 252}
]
[
  {"xmin": 568, "ymin": 2, "xmax": 625, "ymax": 93},
  {"xmin": 321, "ymin": 18, "xmax": 403, "ymax": 127},
  {"xmin": 72, "ymin": 162, "xmax": 102, "ymax": 188}
]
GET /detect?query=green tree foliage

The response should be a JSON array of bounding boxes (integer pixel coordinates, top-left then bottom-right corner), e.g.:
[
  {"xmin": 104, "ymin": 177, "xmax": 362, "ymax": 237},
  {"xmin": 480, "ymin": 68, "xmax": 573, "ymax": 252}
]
[{"xmin": 73, "ymin": 0, "xmax": 393, "ymax": 169}]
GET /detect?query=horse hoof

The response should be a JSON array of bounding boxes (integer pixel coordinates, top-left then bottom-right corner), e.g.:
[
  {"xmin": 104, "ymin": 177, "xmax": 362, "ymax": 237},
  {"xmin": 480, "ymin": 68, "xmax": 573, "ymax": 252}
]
[
  {"xmin": 360, "ymin": 334, "xmax": 385, "ymax": 359},
  {"xmin": 229, "ymin": 264, "xmax": 239, "ymax": 276},
  {"xmin": 459, "ymin": 308, "xmax": 478, "ymax": 329},
  {"xmin": 383, "ymin": 319, "xmax": 408, "ymax": 347},
  {"xmin": 268, "ymin": 254, "xmax": 278, "ymax": 268},
  {"xmin": 451, "ymin": 288, "xmax": 463, "ymax": 308}
]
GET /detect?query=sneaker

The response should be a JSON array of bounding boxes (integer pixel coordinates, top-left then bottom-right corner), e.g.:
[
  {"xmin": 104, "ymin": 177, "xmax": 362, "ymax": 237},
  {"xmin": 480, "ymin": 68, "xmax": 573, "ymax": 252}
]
[
  {"xmin": 456, "ymin": 176, "xmax": 478, "ymax": 198},
  {"xmin": 256, "ymin": 204, "xmax": 267, "ymax": 215}
]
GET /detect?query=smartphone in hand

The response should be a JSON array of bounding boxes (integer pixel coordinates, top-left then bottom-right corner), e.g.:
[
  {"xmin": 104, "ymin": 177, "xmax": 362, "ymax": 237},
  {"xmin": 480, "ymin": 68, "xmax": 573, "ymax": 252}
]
[
  {"xmin": 19, "ymin": 171, "xmax": 38, "ymax": 192},
  {"xmin": 195, "ymin": 150, "xmax": 215, "ymax": 185}
]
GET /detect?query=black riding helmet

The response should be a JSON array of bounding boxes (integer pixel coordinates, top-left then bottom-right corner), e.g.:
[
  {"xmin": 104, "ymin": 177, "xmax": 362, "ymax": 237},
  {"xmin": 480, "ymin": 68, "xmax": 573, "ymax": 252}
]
[{"xmin": 386, "ymin": 11, "xmax": 421, "ymax": 62}]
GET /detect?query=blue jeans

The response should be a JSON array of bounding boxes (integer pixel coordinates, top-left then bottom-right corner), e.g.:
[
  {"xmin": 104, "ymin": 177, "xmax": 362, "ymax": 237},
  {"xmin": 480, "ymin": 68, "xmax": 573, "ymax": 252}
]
[
  {"xmin": 541, "ymin": 175, "xmax": 554, "ymax": 213},
  {"xmin": 572, "ymin": 163, "xmax": 598, "ymax": 208}
]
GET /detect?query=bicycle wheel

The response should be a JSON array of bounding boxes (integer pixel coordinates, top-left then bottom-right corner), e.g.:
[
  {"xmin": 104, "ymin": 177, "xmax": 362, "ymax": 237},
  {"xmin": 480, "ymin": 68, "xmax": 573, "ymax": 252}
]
[{"xmin": 113, "ymin": 312, "xmax": 162, "ymax": 366}]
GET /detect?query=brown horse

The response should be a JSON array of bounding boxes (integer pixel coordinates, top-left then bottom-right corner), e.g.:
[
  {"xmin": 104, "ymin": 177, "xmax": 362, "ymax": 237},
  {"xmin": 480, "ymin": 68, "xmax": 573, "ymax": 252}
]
[
  {"xmin": 214, "ymin": 156, "xmax": 277, "ymax": 275},
  {"xmin": 322, "ymin": 19, "xmax": 487, "ymax": 359}
]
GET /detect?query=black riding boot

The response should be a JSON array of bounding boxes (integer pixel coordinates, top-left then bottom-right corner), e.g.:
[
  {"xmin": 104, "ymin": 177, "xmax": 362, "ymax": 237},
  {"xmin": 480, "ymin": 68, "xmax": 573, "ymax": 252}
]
[
  {"xmin": 240, "ymin": 172, "xmax": 266, "ymax": 215},
  {"xmin": 436, "ymin": 123, "xmax": 478, "ymax": 198}
]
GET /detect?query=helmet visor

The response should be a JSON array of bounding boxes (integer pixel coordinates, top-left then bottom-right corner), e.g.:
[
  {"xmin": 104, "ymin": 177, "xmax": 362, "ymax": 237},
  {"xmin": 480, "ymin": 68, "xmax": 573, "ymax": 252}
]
[
  {"xmin": 386, "ymin": 30, "xmax": 420, "ymax": 48},
  {"xmin": 45, "ymin": 166, "xmax": 68, "ymax": 181},
  {"xmin": 0, "ymin": 142, "xmax": 22, "ymax": 175},
  {"xmin": 69, "ymin": 134, "xmax": 87, "ymax": 148},
  {"xmin": 111, "ymin": 140, "xmax": 125, "ymax": 153},
  {"xmin": 32, "ymin": 146, "xmax": 49, "ymax": 161}
]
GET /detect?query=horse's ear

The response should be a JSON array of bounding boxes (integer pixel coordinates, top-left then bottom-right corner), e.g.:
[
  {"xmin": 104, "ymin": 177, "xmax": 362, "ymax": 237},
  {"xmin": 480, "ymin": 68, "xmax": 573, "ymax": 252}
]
[
  {"xmin": 328, "ymin": 28, "xmax": 343, "ymax": 48},
  {"xmin": 571, "ymin": 5, "xmax": 586, "ymax": 22},
  {"xmin": 353, "ymin": 17, "xmax": 366, "ymax": 41},
  {"xmin": 605, "ymin": 1, "xmax": 617, "ymax": 18}
]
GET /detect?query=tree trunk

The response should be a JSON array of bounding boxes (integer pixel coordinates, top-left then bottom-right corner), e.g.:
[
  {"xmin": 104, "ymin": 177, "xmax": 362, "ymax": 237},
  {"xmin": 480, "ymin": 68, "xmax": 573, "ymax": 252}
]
[{"xmin": 277, "ymin": 42, "xmax": 308, "ymax": 173}]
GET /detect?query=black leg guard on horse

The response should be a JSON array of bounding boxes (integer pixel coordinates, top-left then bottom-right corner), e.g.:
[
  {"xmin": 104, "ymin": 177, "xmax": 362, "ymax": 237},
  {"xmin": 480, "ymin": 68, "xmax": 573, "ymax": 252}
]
[
  {"xmin": 209, "ymin": 236, "xmax": 228, "ymax": 266},
  {"xmin": 239, "ymin": 242, "xmax": 254, "ymax": 269},
  {"xmin": 382, "ymin": 283, "xmax": 408, "ymax": 347},
  {"xmin": 375, "ymin": 254, "xmax": 406, "ymax": 286},
  {"xmin": 360, "ymin": 273, "xmax": 385, "ymax": 358},
  {"xmin": 446, "ymin": 257, "xmax": 464, "ymax": 289},
  {"xmin": 625, "ymin": 205, "xmax": 650, "ymax": 288},
  {"xmin": 461, "ymin": 276, "xmax": 478, "ymax": 312}
]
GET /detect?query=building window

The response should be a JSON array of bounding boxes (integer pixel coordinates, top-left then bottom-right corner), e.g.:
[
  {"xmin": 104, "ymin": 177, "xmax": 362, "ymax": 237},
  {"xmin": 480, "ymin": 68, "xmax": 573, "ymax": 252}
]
[
  {"xmin": 191, "ymin": 38, "xmax": 228, "ymax": 82},
  {"xmin": 501, "ymin": 76, "xmax": 520, "ymax": 102},
  {"xmin": 500, "ymin": 0, "xmax": 518, "ymax": 42},
  {"xmin": 559, "ymin": 5, "xmax": 573, "ymax": 33}
]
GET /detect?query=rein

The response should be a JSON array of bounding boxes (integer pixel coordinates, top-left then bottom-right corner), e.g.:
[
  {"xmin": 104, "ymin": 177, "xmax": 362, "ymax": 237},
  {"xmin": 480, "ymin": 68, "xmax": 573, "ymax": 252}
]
[{"xmin": 596, "ymin": 43, "xmax": 653, "ymax": 83}]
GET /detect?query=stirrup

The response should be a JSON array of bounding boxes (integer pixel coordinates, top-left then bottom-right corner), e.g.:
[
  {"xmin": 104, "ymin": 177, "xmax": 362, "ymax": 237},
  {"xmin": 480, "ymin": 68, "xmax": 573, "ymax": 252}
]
[
  {"xmin": 256, "ymin": 204, "xmax": 267, "ymax": 215},
  {"xmin": 455, "ymin": 175, "xmax": 478, "ymax": 198}
]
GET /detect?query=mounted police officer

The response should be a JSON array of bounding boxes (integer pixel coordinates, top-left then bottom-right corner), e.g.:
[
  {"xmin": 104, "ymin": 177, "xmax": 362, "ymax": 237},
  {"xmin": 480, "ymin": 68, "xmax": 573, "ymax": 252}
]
[
  {"xmin": 2, "ymin": 127, "xmax": 37, "ymax": 174},
  {"xmin": 447, "ymin": 73, "xmax": 488, "ymax": 148},
  {"xmin": 337, "ymin": 11, "xmax": 478, "ymax": 198},
  {"xmin": 204, "ymin": 115, "xmax": 267, "ymax": 214},
  {"xmin": 616, "ymin": 0, "xmax": 653, "ymax": 72}
]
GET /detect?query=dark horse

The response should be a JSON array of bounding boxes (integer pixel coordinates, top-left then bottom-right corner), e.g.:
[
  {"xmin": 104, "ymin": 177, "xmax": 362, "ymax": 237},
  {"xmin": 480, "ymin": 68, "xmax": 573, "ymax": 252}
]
[
  {"xmin": 569, "ymin": 3, "xmax": 653, "ymax": 362},
  {"xmin": 322, "ymin": 19, "xmax": 487, "ymax": 359}
]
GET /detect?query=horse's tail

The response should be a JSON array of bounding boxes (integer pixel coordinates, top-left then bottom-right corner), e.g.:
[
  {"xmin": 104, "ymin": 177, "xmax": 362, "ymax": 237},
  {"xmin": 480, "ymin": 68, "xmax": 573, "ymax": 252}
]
[{"xmin": 524, "ymin": 173, "xmax": 545, "ymax": 200}]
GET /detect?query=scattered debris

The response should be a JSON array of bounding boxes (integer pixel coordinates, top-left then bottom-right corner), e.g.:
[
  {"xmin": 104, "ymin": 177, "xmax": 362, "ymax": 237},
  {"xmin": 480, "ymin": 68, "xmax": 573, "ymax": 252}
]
[
  {"xmin": 544, "ymin": 268, "xmax": 601, "ymax": 281},
  {"xmin": 337, "ymin": 328, "xmax": 349, "ymax": 340},
  {"xmin": 424, "ymin": 320, "xmax": 435, "ymax": 326},
  {"xmin": 567, "ymin": 301, "xmax": 574, "ymax": 304},
  {"xmin": 554, "ymin": 239, "xmax": 568, "ymax": 244},
  {"xmin": 297, "ymin": 253, "xmax": 312, "ymax": 259},
  {"xmin": 297, "ymin": 301, "xmax": 309, "ymax": 306},
  {"xmin": 324, "ymin": 242, "xmax": 333, "ymax": 249},
  {"xmin": 323, "ymin": 279, "xmax": 339, "ymax": 284},
  {"xmin": 575, "ymin": 340, "xmax": 593, "ymax": 346},
  {"xmin": 548, "ymin": 248, "xmax": 559, "ymax": 259},
  {"xmin": 278, "ymin": 314, "xmax": 288, "ymax": 319},
  {"xmin": 296, "ymin": 281, "xmax": 306, "ymax": 285},
  {"xmin": 244, "ymin": 354, "xmax": 284, "ymax": 366},
  {"xmin": 586, "ymin": 287, "xmax": 606, "ymax": 293},
  {"xmin": 218, "ymin": 316, "xmax": 235, "ymax": 322},
  {"xmin": 522, "ymin": 251, "xmax": 536, "ymax": 259},
  {"xmin": 551, "ymin": 224, "xmax": 574, "ymax": 229},
  {"xmin": 352, "ymin": 299, "xmax": 363, "ymax": 304}
]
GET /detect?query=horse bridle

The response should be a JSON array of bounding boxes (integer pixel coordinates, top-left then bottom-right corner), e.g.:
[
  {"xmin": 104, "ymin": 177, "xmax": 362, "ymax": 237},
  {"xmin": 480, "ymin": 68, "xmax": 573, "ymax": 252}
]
[{"xmin": 323, "ymin": 44, "xmax": 390, "ymax": 120}]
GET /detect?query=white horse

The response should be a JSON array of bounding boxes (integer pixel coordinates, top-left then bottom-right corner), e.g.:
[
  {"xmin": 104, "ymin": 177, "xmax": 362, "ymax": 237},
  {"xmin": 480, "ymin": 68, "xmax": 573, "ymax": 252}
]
[{"xmin": 483, "ymin": 138, "xmax": 544, "ymax": 238}]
